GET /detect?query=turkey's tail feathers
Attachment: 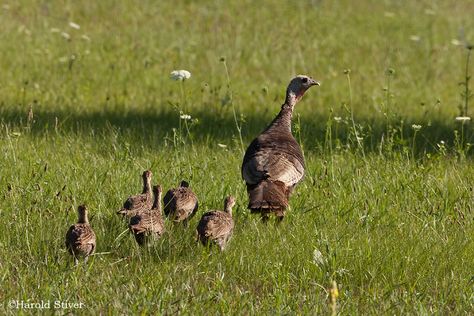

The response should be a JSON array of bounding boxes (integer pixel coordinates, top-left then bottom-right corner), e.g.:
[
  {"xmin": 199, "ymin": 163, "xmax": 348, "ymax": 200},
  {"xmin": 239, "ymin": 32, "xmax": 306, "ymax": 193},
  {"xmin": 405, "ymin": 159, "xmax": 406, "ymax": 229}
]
[{"xmin": 247, "ymin": 180, "xmax": 288, "ymax": 212}]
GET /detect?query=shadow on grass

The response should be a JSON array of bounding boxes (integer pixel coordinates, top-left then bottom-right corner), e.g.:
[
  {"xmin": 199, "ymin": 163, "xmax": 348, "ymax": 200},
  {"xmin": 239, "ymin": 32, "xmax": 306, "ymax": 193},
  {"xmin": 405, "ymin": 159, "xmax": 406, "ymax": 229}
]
[{"xmin": 1, "ymin": 106, "xmax": 473, "ymax": 156}]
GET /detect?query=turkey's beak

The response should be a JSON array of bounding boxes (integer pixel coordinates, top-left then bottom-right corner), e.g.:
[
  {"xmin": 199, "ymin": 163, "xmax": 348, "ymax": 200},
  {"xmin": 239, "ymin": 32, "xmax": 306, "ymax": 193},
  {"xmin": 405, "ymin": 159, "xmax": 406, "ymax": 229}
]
[{"xmin": 310, "ymin": 79, "xmax": 320, "ymax": 86}]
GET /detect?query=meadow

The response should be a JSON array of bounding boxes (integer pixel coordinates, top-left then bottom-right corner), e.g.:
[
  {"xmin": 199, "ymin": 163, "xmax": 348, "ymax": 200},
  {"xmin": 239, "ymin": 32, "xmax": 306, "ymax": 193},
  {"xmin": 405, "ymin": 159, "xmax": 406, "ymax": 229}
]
[{"xmin": 1, "ymin": 0, "xmax": 474, "ymax": 314}]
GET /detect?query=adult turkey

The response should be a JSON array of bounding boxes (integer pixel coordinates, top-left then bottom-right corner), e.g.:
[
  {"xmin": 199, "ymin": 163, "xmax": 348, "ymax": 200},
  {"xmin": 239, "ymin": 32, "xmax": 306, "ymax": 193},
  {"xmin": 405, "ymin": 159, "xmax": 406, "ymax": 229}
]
[
  {"xmin": 129, "ymin": 185, "xmax": 165, "ymax": 246},
  {"xmin": 65, "ymin": 205, "xmax": 96, "ymax": 265},
  {"xmin": 241, "ymin": 75, "xmax": 319, "ymax": 221},
  {"xmin": 163, "ymin": 180, "xmax": 198, "ymax": 226},
  {"xmin": 117, "ymin": 170, "xmax": 153, "ymax": 217}
]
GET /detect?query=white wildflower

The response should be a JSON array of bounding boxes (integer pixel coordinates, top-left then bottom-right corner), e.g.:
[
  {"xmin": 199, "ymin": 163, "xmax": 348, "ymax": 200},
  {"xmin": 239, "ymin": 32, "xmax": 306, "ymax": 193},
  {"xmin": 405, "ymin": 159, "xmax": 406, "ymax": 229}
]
[
  {"xmin": 69, "ymin": 22, "xmax": 80, "ymax": 30},
  {"xmin": 336, "ymin": 268, "xmax": 351, "ymax": 276},
  {"xmin": 410, "ymin": 35, "xmax": 421, "ymax": 42},
  {"xmin": 58, "ymin": 56, "xmax": 68, "ymax": 63},
  {"xmin": 180, "ymin": 114, "xmax": 192, "ymax": 120},
  {"xmin": 334, "ymin": 116, "xmax": 342, "ymax": 123},
  {"xmin": 412, "ymin": 124, "xmax": 422, "ymax": 131},
  {"xmin": 455, "ymin": 116, "xmax": 471, "ymax": 122},
  {"xmin": 313, "ymin": 249, "xmax": 325, "ymax": 267},
  {"xmin": 61, "ymin": 32, "xmax": 71, "ymax": 40},
  {"xmin": 81, "ymin": 35, "xmax": 91, "ymax": 41},
  {"xmin": 217, "ymin": 143, "xmax": 227, "ymax": 148},
  {"xmin": 170, "ymin": 69, "xmax": 191, "ymax": 81},
  {"xmin": 451, "ymin": 39, "xmax": 462, "ymax": 46}
]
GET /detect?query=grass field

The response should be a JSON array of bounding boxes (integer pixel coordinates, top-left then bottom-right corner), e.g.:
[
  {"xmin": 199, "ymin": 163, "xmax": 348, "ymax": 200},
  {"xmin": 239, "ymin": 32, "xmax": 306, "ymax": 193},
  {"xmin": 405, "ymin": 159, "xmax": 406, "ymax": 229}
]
[{"xmin": 1, "ymin": 0, "xmax": 474, "ymax": 314}]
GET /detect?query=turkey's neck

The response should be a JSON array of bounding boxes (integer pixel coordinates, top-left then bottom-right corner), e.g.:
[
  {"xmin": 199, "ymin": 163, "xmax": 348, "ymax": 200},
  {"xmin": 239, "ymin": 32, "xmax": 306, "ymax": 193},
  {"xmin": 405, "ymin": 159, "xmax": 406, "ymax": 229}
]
[
  {"xmin": 78, "ymin": 211, "xmax": 89, "ymax": 224},
  {"xmin": 152, "ymin": 192, "xmax": 162, "ymax": 212},
  {"xmin": 265, "ymin": 91, "xmax": 298, "ymax": 134},
  {"xmin": 142, "ymin": 177, "xmax": 151, "ymax": 194},
  {"xmin": 224, "ymin": 203, "xmax": 233, "ymax": 215}
]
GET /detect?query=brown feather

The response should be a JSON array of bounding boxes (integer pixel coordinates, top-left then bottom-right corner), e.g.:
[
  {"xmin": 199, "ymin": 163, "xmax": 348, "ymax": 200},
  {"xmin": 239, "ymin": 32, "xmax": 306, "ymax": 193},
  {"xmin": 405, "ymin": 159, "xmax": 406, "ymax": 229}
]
[
  {"xmin": 247, "ymin": 179, "xmax": 288, "ymax": 210},
  {"xmin": 117, "ymin": 170, "xmax": 153, "ymax": 217},
  {"xmin": 196, "ymin": 196, "xmax": 235, "ymax": 251},
  {"xmin": 242, "ymin": 75, "xmax": 318, "ymax": 219},
  {"xmin": 65, "ymin": 205, "xmax": 96, "ymax": 264},
  {"xmin": 129, "ymin": 185, "xmax": 165, "ymax": 246},
  {"xmin": 163, "ymin": 181, "xmax": 198, "ymax": 224}
]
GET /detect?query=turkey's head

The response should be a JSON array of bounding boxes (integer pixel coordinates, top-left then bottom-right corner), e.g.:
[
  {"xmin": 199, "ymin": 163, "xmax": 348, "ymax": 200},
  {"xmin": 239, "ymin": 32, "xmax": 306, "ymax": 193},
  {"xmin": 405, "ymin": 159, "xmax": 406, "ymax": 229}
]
[
  {"xmin": 142, "ymin": 170, "xmax": 153, "ymax": 179},
  {"xmin": 142, "ymin": 170, "xmax": 153, "ymax": 192},
  {"xmin": 285, "ymin": 75, "xmax": 319, "ymax": 106},
  {"xmin": 153, "ymin": 185, "xmax": 162, "ymax": 195},
  {"xmin": 224, "ymin": 195, "xmax": 236, "ymax": 213},
  {"xmin": 179, "ymin": 180, "xmax": 190, "ymax": 188}
]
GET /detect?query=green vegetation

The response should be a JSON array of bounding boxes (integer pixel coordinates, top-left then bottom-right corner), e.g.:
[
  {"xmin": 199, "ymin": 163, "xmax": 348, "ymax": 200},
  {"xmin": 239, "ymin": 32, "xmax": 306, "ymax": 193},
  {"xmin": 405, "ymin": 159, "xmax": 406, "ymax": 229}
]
[{"xmin": 1, "ymin": 0, "xmax": 473, "ymax": 314}]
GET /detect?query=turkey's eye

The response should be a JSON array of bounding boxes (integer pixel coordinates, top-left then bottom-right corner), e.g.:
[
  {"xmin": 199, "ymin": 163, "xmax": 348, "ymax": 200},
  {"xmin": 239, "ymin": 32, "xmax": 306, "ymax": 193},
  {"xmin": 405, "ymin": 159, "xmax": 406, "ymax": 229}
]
[{"xmin": 302, "ymin": 77, "xmax": 308, "ymax": 84}]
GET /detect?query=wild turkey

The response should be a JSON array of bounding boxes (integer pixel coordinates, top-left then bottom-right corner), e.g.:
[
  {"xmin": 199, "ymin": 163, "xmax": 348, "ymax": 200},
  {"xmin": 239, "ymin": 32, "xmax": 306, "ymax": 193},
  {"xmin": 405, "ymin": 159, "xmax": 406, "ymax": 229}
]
[
  {"xmin": 129, "ymin": 185, "xmax": 165, "ymax": 246},
  {"xmin": 163, "ymin": 180, "xmax": 198, "ymax": 226},
  {"xmin": 117, "ymin": 170, "xmax": 153, "ymax": 217},
  {"xmin": 65, "ymin": 205, "xmax": 96, "ymax": 265},
  {"xmin": 196, "ymin": 196, "xmax": 235, "ymax": 251},
  {"xmin": 241, "ymin": 75, "xmax": 319, "ymax": 221}
]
